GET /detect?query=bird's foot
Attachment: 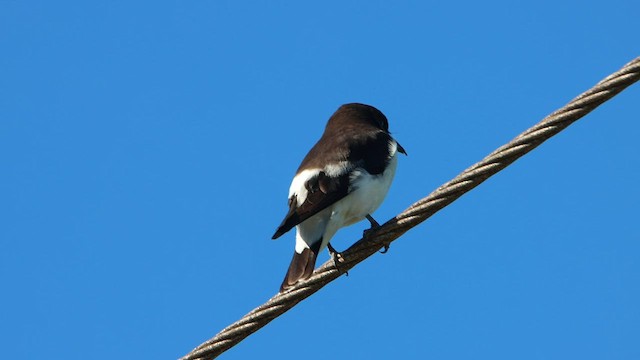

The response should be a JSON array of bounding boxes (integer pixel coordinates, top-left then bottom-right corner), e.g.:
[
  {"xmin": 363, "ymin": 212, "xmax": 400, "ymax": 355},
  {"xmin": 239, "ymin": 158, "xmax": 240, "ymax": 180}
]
[
  {"xmin": 363, "ymin": 215, "xmax": 390, "ymax": 254},
  {"xmin": 327, "ymin": 242, "xmax": 348, "ymax": 276},
  {"xmin": 327, "ymin": 242, "xmax": 344, "ymax": 262},
  {"xmin": 363, "ymin": 214, "xmax": 381, "ymax": 238}
]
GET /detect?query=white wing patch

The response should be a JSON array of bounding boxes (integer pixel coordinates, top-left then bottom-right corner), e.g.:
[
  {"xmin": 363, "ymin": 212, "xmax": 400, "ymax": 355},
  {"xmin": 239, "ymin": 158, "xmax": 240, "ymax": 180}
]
[
  {"xmin": 324, "ymin": 161, "xmax": 350, "ymax": 177},
  {"xmin": 288, "ymin": 168, "xmax": 321, "ymax": 206}
]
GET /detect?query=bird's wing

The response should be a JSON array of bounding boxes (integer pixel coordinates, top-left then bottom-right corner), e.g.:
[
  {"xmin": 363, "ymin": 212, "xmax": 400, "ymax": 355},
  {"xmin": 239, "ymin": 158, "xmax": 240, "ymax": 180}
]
[
  {"xmin": 272, "ymin": 170, "xmax": 349, "ymax": 239},
  {"xmin": 272, "ymin": 131, "xmax": 401, "ymax": 239}
]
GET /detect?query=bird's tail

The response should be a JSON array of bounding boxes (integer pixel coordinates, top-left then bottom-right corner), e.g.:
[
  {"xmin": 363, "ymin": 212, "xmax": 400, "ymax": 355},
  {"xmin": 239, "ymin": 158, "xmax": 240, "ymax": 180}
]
[{"xmin": 280, "ymin": 246, "xmax": 319, "ymax": 292}]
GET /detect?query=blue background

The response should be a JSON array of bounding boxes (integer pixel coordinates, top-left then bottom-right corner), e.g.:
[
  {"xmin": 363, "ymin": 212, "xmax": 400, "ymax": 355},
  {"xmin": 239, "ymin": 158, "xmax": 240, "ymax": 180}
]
[{"xmin": 2, "ymin": 1, "xmax": 639, "ymax": 359}]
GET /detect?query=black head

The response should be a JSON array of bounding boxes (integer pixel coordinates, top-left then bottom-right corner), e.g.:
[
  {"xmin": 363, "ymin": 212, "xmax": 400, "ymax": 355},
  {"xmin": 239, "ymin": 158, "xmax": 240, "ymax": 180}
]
[{"xmin": 326, "ymin": 103, "xmax": 389, "ymax": 132}]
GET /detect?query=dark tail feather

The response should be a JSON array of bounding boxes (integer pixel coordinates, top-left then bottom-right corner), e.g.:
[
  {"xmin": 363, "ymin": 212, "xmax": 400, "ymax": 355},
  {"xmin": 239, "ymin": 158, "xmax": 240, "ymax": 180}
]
[{"xmin": 280, "ymin": 247, "xmax": 318, "ymax": 292}]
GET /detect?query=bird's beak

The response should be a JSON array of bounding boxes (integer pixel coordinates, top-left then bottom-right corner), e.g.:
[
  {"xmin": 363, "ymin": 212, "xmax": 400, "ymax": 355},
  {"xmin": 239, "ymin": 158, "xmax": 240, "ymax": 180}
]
[{"xmin": 396, "ymin": 141, "xmax": 407, "ymax": 155}]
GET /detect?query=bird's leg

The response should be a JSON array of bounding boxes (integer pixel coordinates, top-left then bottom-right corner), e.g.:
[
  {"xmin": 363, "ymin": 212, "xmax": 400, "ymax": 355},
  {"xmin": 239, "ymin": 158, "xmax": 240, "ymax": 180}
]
[
  {"xmin": 363, "ymin": 214, "xmax": 380, "ymax": 237},
  {"xmin": 363, "ymin": 214, "xmax": 390, "ymax": 254},
  {"xmin": 327, "ymin": 242, "xmax": 348, "ymax": 276},
  {"xmin": 366, "ymin": 214, "xmax": 380, "ymax": 228}
]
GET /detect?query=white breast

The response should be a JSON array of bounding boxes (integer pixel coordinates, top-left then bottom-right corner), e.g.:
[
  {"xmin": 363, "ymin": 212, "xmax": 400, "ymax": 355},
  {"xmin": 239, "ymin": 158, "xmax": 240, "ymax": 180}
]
[{"xmin": 333, "ymin": 153, "xmax": 398, "ymax": 227}]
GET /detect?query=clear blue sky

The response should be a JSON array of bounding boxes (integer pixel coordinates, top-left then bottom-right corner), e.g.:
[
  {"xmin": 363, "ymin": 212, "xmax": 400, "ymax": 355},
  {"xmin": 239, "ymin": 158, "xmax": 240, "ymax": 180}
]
[{"xmin": 2, "ymin": 2, "xmax": 639, "ymax": 359}]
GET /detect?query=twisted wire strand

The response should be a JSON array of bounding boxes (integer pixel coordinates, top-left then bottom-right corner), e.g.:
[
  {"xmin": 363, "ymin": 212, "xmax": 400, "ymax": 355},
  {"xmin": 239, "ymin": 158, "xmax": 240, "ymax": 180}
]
[{"xmin": 181, "ymin": 57, "xmax": 640, "ymax": 360}]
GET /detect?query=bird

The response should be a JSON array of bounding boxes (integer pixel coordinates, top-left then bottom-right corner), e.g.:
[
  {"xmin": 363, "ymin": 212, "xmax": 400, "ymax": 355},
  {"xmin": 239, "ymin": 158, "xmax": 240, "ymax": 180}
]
[{"xmin": 272, "ymin": 103, "xmax": 406, "ymax": 292}]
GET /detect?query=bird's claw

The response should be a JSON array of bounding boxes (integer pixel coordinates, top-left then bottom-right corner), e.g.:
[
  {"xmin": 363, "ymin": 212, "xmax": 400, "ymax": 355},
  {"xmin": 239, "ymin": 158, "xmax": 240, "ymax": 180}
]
[
  {"xmin": 327, "ymin": 242, "xmax": 348, "ymax": 276},
  {"xmin": 379, "ymin": 243, "xmax": 390, "ymax": 254},
  {"xmin": 327, "ymin": 242, "xmax": 344, "ymax": 262},
  {"xmin": 332, "ymin": 254, "xmax": 349, "ymax": 276}
]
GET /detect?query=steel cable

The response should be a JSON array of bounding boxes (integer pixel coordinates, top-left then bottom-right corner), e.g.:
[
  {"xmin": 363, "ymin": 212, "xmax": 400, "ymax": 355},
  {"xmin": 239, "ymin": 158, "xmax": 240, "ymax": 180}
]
[{"xmin": 181, "ymin": 57, "xmax": 640, "ymax": 360}]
